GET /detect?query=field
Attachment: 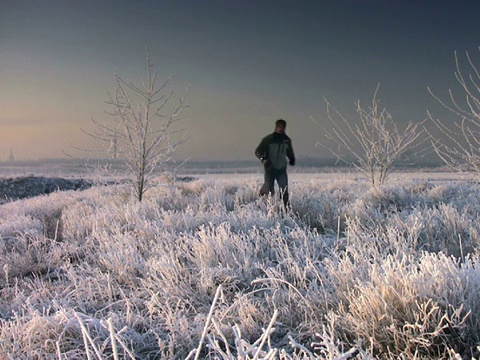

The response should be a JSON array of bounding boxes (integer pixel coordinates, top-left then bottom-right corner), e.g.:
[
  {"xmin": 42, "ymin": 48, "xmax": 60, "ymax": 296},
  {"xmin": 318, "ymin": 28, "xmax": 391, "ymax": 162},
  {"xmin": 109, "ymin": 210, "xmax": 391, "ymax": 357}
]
[{"xmin": 1, "ymin": 165, "xmax": 480, "ymax": 359}]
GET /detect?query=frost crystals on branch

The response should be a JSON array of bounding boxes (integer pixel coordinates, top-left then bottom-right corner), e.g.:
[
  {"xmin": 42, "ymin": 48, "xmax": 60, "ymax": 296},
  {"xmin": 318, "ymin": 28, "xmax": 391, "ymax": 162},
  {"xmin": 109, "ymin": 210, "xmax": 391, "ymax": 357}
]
[
  {"xmin": 316, "ymin": 85, "xmax": 426, "ymax": 188},
  {"xmin": 88, "ymin": 48, "xmax": 189, "ymax": 201}
]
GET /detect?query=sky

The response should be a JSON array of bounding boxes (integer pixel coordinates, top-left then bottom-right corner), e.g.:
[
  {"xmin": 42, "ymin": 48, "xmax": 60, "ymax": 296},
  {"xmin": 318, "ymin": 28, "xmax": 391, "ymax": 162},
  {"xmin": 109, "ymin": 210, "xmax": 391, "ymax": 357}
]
[{"xmin": 1, "ymin": 0, "xmax": 480, "ymax": 162}]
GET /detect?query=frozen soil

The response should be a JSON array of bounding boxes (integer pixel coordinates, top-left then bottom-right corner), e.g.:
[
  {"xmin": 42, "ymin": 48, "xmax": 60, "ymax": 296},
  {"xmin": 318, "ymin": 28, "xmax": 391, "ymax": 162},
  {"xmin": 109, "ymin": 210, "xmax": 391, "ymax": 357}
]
[{"xmin": 0, "ymin": 176, "xmax": 93, "ymax": 204}]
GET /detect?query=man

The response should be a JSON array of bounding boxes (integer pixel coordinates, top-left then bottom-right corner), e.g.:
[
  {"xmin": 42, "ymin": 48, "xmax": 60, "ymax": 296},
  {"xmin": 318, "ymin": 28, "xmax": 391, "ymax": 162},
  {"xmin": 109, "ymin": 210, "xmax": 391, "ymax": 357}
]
[{"xmin": 255, "ymin": 119, "xmax": 295, "ymax": 209}]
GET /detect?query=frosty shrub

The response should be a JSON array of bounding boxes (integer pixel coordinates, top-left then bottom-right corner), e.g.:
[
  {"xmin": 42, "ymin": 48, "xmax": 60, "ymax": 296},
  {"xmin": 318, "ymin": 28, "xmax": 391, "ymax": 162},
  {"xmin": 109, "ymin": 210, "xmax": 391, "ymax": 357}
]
[
  {"xmin": 85, "ymin": 48, "xmax": 188, "ymax": 201},
  {"xmin": 429, "ymin": 48, "xmax": 480, "ymax": 173},
  {"xmin": 317, "ymin": 86, "xmax": 426, "ymax": 188},
  {"xmin": 1, "ymin": 174, "xmax": 480, "ymax": 359}
]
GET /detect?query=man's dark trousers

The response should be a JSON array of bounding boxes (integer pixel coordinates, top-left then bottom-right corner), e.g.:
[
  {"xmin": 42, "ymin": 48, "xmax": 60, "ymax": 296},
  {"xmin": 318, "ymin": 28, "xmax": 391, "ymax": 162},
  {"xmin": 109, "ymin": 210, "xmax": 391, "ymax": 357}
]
[{"xmin": 260, "ymin": 166, "xmax": 289, "ymax": 209}]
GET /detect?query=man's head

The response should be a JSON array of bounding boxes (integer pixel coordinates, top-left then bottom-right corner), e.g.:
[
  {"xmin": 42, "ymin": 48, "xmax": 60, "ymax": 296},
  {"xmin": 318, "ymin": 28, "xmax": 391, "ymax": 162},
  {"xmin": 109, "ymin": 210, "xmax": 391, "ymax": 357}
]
[{"xmin": 275, "ymin": 119, "xmax": 286, "ymax": 134}]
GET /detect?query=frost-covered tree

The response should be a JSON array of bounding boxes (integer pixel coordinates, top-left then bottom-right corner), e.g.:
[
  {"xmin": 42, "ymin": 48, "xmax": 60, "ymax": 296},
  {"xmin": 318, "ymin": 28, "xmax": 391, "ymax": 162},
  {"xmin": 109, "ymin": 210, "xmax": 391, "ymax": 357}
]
[
  {"xmin": 88, "ymin": 49, "xmax": 188, "ymax": 201},
  {"xmin": 429, "ymin": 49, "xmax": 480, "ymax": 173},
  {"xmin": 317, "ymin": 86, "xmax": 426, "ymax": 188}
]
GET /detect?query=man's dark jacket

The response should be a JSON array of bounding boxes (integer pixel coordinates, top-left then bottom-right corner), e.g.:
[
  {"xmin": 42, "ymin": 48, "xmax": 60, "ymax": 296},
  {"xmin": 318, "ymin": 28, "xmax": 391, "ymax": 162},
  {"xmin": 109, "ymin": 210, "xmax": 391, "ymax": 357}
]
[{"xmin": 255, "ymin": 132, "xmax": 295, "ymax": 169}]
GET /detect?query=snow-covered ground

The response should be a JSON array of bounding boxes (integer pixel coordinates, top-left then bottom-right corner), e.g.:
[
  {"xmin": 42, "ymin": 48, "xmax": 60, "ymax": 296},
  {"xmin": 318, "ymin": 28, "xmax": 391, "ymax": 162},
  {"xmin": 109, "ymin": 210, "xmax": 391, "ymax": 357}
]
[{"xmin": 1, "ymin": 169, "xmax": 479, "ymax": 359}]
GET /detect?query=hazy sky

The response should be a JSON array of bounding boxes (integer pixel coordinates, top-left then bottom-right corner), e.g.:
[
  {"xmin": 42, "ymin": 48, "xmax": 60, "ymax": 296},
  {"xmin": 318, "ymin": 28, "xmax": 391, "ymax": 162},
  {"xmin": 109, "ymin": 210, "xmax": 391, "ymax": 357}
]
[{"xmin": 1, "ymin": 0, "xmax": 480, "ymax": 161}]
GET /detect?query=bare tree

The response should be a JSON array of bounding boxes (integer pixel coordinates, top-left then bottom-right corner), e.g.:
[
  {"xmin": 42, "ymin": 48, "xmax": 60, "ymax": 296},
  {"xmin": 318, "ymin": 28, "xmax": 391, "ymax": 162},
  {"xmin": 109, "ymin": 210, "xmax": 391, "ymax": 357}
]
[
  {"xmin": 316, "ymin": 86, "xmax": 426, "ymax": 188},
  {"xmin": 428, "ymin": 49, "xmax": 480, "ymax": 172},
  {"xmin": 87, "ymin": 49, "xmax": 189, "ymax": 201}
]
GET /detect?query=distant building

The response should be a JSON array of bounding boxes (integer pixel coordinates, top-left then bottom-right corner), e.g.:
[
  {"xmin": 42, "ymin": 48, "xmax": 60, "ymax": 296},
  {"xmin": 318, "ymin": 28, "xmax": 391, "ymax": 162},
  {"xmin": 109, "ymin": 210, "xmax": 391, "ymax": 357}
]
[{"xmin": 8, "ymin": 148, "xmax": 14, "ymax": 162}]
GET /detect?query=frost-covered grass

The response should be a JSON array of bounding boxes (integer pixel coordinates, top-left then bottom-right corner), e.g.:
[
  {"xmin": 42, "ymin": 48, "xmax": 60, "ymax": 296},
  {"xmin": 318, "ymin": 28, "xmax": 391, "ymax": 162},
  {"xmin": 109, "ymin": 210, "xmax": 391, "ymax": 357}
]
[{"xmin": 1, "ymin": 173, "xmax": 480, "ymax": 359}]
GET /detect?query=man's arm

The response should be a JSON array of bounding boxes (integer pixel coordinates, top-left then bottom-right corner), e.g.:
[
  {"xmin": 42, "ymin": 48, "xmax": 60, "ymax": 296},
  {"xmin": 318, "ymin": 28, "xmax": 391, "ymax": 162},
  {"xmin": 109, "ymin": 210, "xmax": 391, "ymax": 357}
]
[
  {"xmin": 287, "ymin": 139, "xmax": 295, "ymax": 166},
  {"xmin": 255, "ymin": 135, "xmax": 271, "ymax": 161}
]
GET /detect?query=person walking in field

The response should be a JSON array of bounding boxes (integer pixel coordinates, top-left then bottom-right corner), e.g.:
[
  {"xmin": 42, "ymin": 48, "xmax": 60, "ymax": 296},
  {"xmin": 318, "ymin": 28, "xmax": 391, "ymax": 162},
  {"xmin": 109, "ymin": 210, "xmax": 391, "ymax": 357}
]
[{"xmin": 255, "ymin": 119, "xmax": 295, "ymax": 210}]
